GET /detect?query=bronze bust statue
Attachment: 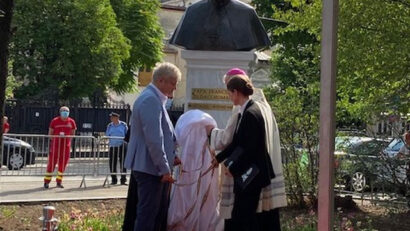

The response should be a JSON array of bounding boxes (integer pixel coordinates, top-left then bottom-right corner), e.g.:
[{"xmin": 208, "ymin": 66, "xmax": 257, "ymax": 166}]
[{"xmin": 169, "ymin": 0, "xmax": 270, "ymax": 51}]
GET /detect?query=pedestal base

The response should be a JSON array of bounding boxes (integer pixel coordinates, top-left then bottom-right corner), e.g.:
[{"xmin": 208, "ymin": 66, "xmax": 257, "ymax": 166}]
[{"xmin": 182, "ymin": 50, "xmax": 255, "ymax": 128}]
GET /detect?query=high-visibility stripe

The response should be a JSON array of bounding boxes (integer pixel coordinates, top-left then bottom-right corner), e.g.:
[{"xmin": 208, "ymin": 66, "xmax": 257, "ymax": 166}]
[
  {"xmin": 44, "ymin": 176, "xmax": 52, "ymax": 180},
  {"xmin": 56, "ymin": 175, "xmax": 63, "ymax": 180},
  {"xmin": 45, "ymin": 172, "xmax": 53, "ymax": 176},
  {"xmin": 57, "ymin": 171, "xmax": 63, "ymax": 175}
]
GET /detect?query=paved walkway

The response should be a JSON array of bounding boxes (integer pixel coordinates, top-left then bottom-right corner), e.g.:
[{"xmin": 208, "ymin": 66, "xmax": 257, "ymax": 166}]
[{"xmin": 0, "ymin": 176, "xmax": 128, "ymax": 203}]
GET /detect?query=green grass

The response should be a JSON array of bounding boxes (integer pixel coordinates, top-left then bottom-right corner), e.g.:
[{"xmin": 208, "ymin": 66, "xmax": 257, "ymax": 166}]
[
  {"xmin": 58, "ymin": 207, "xmax": 124, "ymax": 231},
  {"xmin": 0, "ymin": 206, "xmax": 17, "ymax": 219}
]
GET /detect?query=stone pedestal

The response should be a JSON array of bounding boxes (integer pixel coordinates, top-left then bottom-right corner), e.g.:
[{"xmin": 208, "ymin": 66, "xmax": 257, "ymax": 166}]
[{"xmin": 182, "ymin": 50, "xmax": 255, "ymax": 128}]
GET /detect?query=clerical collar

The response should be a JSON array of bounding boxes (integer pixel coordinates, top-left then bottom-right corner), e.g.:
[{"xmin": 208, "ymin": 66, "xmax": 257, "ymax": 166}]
[
  {"xmin": 149, "ymin": 83, "xmax": 168, "ymax": 106},
  {"xmin": 239, "ymin": 99, "xmax": 250, "ymax": 115}
]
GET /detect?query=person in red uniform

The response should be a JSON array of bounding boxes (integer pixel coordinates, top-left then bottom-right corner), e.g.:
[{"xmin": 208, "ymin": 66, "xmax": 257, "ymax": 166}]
[
  {"xmin": 44, "ymin": 106, "xmax": 77, "ymax": 189},
  {"xmin": 3, "ymin": 116, "xmax": 10, "ymax": 133}
]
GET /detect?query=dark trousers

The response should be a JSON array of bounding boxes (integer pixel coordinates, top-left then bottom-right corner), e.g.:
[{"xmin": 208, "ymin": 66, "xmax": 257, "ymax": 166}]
[
  {"xmin": 230, "ymin": 188, "xmax": 262, "ymax": 231},
  {"xmin": 109, "ymin": 145, "xmax": 126, "ymax": 183},
  {"xmin": 122, "ymin": 173, "xmax": 138, "ymax": 231},
  {"xmin": 257, "ymin": 208, "xmax": 281, "ymax": 231},
  {"xmin": 133, "ymin": 171, "xmax": 170, "ymax": 231},
  {"xmin": 225, "ymin": 208, "xmax": 281, "ymax": 231}
]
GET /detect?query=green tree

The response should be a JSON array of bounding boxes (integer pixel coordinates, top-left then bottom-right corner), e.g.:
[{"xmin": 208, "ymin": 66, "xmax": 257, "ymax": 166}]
[
  {"xmin": 252, "ymin": 0, "xmax": 291, "ymax": 41},
  {"xmin": 256, "ymin": 0, "xmax": 409, "ymax": 205},
  {"xmin": 254, "ymin": 0, "xmax": 321, "ymax": 206},
  {"xmin": 11, "ymin": 0, "xmax": 131, "ymax": 101},
  {"xmin": 110, "ymin": 0, "xmax": 164, "ymax": 93},
  {"xmin": 264, "ymin": 38, "xmax": 320, "ymax": 206},
  {"xmin": 269, "ymin": 0, "xmax": 410, "ymax": 120},
  {"xmin": 6, "ymin": 61, "xmax": 20, "ymax": 99}
]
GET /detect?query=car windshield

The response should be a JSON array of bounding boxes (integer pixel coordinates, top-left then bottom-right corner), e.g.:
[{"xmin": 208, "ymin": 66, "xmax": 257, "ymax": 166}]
[
  {"xmin": 348, "ymin": 140, "xmax": 388, "ymax": 156},
  {"xmin": 335, "ymin": 136, "xmax": 369, "ymax": 152},
  {"xmin": 335, "ymin": 136, "xmax": 388, "ymax": 156},
  {"xmin": 335, "ymin": 137, "xmax": 360, "ymax": 151},
  {"xmin": 386, "ymin": 138, "xmax": 404, "ymax": 152}
]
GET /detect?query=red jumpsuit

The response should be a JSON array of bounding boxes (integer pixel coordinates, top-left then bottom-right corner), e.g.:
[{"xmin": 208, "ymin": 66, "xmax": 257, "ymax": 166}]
[
  {"xmin": 44, "ymin": 117, "xmax": 77, "ymax": 184},
  {"xmin": 3, "ymin": 122, "xmax": 9, "ymax": 133}
]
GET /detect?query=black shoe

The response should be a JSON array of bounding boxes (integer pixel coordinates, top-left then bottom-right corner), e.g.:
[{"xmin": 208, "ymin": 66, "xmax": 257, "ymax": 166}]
[
  {"xmin": 44, "ymin": 183, "xmax": 49, "ymax": 189},
  {"xmin": 120, "ymin": 182, "xmax": 128, "ymax": 186},
  {"xmin": 110, "ymin": 181, "xmax": 118, "ymax": 185},
  {"xmin": 56, "ymin": 183, "xmax": 64, "ymax": 188}
]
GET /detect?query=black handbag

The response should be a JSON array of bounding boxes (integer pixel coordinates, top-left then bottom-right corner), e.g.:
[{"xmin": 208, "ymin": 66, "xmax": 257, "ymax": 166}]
[{"xmin": 223, "ymin": 146, "xmax": 260, "ymax": 190}]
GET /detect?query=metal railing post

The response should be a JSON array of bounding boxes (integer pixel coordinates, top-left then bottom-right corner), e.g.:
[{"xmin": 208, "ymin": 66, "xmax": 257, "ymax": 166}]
[
  {"xmin": 96, "ymin": 136, "xmax": 100, "ymax": 177},
  {"xmin": 39, "ymin": 205, "xmax": 58, "ymax": 231}
]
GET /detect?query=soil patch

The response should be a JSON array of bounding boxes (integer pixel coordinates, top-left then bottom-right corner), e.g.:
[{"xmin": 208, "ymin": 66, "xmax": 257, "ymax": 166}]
[
  {"xmin": 0, "ymin": 199, "xmax": 125, "ymax": 231},
  {"xmin": 0, "ymin": 199, "xmax": 409, "ymax": 230}
]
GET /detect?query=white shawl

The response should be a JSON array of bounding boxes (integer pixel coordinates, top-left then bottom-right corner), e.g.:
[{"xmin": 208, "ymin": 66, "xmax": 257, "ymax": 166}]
[{"xmin": 210, "ymin": 88, "xmax": 287, "ymax": 219}]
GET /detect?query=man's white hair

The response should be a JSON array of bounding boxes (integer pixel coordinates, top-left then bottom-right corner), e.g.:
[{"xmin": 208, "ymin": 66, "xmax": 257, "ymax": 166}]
[
  {"xmin": 152, "ymin": 62, "xmax": 181, "ymax": 83},
  {"xmin": 59, "ymin": 106, "xmax": 70, "ymax": 112}
]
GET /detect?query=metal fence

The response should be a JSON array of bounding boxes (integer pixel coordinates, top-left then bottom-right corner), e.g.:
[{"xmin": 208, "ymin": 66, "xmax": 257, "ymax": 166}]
[
  {"xmin": 2, "ymin": 133, "xmax": 408, "ymax": 206},
  {"xmin": 4, "ymin": 99, "xmax": 131, "ymax": 134},
  {"xmin": 0, "ymin": 134, "xmax": 128, "ymax": 187}
]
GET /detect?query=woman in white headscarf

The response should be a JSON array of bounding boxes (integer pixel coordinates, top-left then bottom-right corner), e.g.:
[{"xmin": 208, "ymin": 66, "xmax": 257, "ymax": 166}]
[
  {"xmin": 210, "ymin": 68, "xmax": 287, "ymax": 230},
  {"xmin": 168, "ymin": 110, "xmax": 223, "ymax": 231}
]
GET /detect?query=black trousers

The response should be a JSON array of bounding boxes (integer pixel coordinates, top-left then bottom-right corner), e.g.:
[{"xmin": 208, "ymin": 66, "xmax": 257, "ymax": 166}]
[
  {"xmin": 225, "ymin": 208, "xmax": 282, "ymax": 231},
  {"xmin": 109, "ymin": 145, "xmax": 127, "ymax": 183},
  {"xmin": 122, "ymin": 173, "xmax": 138, "ymax": 231},
  {"xmin": 257, "ymin": 208, "xmax": 281, "ymax": 231},
  {"xmin": 230, "ymin": 188, "xmax": 262, "ymax": 231}
]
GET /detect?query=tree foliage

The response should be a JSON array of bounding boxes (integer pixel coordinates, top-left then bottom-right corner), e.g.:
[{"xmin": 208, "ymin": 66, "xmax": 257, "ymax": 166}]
[
  {"xmin": 261, "ymin": 0, "xmax": 410, "ymax": 120},
  {"xmin": 264, "ymin": 36, "xmax": 320, "ymax": 206},
  {"xmin": 11, "ymin": 0, "xmax": 131, "ymax": 100},
  {"xmin": 109, "ymin": 0, "xmax": 164, "ymax": 93},
  {"xmin": 255, "ymin": 0, "xmax": 410, "ymax": 205},
  {"xmin": 10, "ymin": 0, "xmax": 164, "ymax": 101},
  {"xmin": 6, "ymin": 61, "xmax": 20, "ymax": 99},
  {"xmin": 253, "ymin": 0, "xmax": 321, "ymax": 205}
]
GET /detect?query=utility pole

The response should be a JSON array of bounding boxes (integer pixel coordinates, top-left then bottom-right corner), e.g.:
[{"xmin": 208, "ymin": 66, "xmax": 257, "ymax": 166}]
[{"xmin": 318, "ymin": 0, "xmax": 339, "ymax": 230}]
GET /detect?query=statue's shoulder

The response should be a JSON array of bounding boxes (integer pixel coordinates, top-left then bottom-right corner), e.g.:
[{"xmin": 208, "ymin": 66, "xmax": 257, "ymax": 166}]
[
  {"xmin": 228, "ymin": 0, "xmax": 255, "ymax": 11},
  {"xmin": 186, "ymin": 0, "xmax": 210, "ymax": 12}
]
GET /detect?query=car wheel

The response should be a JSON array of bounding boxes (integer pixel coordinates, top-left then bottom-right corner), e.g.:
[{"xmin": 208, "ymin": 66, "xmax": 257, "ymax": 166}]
[
  {"xmin": 8, "ymin": 152, "xmax": 24, "ymax": 170},
  {"xmin": 351, "ymin": 172, "xmax": 366, "ymax": 192}
]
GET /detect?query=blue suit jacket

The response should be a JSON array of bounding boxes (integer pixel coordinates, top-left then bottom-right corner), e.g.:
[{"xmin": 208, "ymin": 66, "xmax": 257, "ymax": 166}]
[{"xmin": 124, "ymin": 85, "xmax": 176, "ymax": 176}]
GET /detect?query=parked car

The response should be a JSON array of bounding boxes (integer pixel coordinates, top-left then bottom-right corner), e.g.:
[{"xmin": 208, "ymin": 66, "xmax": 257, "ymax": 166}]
[
  {"xmin": 2, "ymin": 136, "xmax": 36, "ymax": 170},
  {"xmin": 334, "ymin": 136, "xmax": 390, "ymax": 192}
]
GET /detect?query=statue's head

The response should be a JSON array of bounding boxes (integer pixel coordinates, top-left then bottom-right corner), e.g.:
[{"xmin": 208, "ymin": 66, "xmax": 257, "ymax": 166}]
[{"xmin": 211, "ymin": 0, "xmax": 230, "ymax": 8}]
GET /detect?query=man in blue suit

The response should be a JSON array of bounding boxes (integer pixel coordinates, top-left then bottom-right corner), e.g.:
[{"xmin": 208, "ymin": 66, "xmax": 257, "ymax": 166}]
[{"xmin": 124, "ymin": 62, "xmax": 181, "ymax": 231}]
